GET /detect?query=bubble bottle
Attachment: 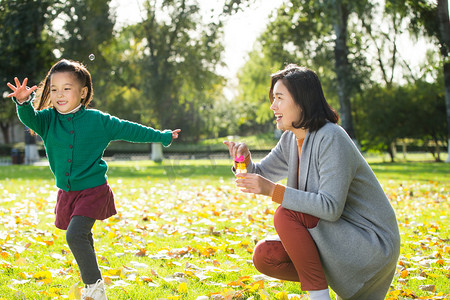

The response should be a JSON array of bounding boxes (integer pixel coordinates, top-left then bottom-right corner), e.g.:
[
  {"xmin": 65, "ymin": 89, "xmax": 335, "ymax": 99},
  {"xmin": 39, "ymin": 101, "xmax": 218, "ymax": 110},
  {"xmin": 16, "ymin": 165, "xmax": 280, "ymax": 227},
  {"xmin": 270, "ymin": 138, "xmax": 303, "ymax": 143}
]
[{"xmin": 235, "ymin": 155, "xmax": 247, "ymax": 178}]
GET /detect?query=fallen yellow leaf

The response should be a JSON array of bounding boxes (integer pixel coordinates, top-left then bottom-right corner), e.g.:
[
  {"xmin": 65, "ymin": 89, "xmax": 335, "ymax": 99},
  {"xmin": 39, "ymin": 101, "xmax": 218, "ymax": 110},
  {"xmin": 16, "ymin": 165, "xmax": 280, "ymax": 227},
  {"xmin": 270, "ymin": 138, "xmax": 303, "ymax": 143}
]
[
  {"xmin": 276, "ymin": 291, "xmax": 289, "ymax": 300},
  {"xmin": 177, "ymin": 282, "xmax": 188, "ymax": 293}
]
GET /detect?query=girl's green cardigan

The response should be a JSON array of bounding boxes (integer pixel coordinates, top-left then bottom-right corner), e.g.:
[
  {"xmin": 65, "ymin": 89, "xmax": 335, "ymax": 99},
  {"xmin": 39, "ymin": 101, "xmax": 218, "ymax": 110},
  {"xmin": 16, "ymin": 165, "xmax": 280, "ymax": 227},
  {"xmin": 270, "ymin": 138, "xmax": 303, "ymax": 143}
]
[{"xmin": 14, "ymin": 95, "xmax": 173, "ymax": 191}]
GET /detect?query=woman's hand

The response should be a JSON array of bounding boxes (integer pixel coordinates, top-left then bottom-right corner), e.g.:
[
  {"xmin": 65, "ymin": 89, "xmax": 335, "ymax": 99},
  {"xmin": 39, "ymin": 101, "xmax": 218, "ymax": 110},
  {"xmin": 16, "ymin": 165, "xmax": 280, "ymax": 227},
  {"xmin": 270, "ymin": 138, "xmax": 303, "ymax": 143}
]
[
  {"xmin": 172, "ymin": 129, "xmax": 181, "ymax": 139},
  {"xmin": 235, "ymin": 173, "xmax": 276, "ymax": 197},
  {"xmin": 223, "ymin": 141, "xmax": 250, "ymax": 160},
  {"xmin": 6, "ymin": 77, "xmax": 37, "ymax": 103}
]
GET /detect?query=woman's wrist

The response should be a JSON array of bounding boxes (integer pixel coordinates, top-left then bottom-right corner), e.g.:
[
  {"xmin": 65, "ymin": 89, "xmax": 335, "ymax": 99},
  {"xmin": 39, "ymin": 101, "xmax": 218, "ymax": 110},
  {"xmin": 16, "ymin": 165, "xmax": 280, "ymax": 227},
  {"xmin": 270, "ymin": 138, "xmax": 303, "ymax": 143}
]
[
  {"xmin": 271, "ymin": 184, "xmax": 286, "ymax": 204},
  {"xmin": 270, "ymin": 183, "xmax": 276, "ymax": 197}
]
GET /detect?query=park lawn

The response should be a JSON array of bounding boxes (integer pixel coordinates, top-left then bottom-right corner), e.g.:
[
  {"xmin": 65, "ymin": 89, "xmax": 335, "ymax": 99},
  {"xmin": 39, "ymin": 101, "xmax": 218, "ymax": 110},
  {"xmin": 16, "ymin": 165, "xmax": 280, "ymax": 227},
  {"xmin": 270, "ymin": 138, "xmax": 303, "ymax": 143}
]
[{"xmin": 0, "ymin": 158, "xmax": 448, "ymax": 300}]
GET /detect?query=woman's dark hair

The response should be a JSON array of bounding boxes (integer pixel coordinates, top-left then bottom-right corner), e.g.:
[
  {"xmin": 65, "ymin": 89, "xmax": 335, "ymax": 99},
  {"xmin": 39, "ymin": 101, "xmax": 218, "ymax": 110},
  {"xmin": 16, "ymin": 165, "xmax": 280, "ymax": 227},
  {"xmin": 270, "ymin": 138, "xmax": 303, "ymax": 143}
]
[
  {"xmin": 35, "ymin": 59, "xmax": 93, "ymax": 111},
  {"xmin": 269, "ymin": 64, "xmax": 338, "ymax": 132}
]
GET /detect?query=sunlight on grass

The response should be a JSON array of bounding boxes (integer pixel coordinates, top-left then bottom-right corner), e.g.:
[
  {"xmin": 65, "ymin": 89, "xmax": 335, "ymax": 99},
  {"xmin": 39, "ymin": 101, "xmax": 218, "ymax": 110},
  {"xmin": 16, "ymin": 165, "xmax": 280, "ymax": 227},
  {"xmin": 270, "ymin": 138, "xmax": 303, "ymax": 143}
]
[{"xmin": 0, "ymin": 159, "xmax": 448, "ymax": 299}]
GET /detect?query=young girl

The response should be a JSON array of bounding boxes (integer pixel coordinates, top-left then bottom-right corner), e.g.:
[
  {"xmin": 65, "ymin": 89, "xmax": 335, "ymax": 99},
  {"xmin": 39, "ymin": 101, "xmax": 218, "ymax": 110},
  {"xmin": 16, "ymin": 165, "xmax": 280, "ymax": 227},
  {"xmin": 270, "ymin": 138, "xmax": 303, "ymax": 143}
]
[{"xmin": 6, "ymin": 59, "xmax": 181, "ymax": 300}]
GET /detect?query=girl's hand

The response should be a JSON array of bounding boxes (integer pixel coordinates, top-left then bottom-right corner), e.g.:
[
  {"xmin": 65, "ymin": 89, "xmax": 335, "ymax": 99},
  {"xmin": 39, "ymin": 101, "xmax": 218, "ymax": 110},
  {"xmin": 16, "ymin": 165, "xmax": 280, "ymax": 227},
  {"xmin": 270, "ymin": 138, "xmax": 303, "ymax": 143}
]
[
  {"xmin": 6, "ymin": 77, "xmax": 37, "ymax": 103},
  {"xmin": 235, "ymin": 173, "xmax": 276, "ymax": 197},
  {"xmin": 223, "ymin": 141, "xmax": 250, "ymax": 160},
  {"xmin": 172, "ymin": 129, "xmax": 181, "ymax": 139}
]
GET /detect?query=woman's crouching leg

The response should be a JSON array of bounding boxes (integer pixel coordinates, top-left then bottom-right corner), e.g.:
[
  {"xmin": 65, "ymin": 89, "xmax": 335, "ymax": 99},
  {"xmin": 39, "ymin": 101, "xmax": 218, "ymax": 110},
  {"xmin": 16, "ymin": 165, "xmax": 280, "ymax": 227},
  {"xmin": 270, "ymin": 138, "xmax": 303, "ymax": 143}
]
[
  {"xmin": 273, "ymin": 206, "xmax": 328, "ymax": 291},
  {"xmin": 252, "ymin": 239, "xmax": 299, "ymax": 282}
]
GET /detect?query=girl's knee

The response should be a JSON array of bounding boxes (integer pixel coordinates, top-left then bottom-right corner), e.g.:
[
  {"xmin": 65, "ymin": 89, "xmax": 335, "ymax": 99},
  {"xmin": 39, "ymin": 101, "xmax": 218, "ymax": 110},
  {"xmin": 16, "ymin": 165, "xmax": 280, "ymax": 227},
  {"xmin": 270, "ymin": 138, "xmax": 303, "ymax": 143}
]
[
  {"xmin": 65, "ymin": 228, "xmax": 80, "ymax": 246},
  {"xmin": 66, "ymin": 216, "xmax": 95, "ymax": 247}
]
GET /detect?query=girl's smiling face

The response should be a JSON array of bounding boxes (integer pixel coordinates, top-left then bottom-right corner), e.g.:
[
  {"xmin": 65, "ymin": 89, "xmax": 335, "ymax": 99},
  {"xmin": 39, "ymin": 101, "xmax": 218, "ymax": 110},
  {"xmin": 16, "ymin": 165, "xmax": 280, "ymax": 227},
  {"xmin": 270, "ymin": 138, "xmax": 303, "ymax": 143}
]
[
  {"xmin": 50, "ymin": 72, "xmax": 87, "ymax": 113},
  {"xmin": 270, "ymin": 79, "xmax": 302, "ymax": 133}
]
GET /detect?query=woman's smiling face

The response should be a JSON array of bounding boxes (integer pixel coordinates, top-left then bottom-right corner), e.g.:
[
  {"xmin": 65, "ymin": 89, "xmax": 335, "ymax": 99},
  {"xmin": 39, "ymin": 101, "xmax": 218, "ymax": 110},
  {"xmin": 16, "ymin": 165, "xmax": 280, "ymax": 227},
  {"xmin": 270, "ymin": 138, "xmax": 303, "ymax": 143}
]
[{"xmin": 270, "ymin": 79, "xmax": 302, "ymax": 133}]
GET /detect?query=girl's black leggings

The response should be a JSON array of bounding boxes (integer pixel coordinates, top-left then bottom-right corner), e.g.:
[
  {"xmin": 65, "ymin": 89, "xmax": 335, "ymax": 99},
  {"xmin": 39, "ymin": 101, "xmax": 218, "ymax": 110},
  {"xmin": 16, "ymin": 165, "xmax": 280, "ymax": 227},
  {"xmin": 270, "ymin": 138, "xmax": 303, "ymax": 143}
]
[{"xmin": 66, "ymin": 215, "xmax": 102, "ymax": 285}]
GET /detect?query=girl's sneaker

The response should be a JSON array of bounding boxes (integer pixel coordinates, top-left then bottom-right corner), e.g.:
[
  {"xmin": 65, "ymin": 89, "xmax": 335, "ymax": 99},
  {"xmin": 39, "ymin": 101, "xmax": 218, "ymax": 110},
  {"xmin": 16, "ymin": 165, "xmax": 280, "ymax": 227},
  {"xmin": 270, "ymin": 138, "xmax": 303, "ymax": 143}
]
[{"xmin": 81, "ymin": 279, "xmax": 107, "ymax": 300}]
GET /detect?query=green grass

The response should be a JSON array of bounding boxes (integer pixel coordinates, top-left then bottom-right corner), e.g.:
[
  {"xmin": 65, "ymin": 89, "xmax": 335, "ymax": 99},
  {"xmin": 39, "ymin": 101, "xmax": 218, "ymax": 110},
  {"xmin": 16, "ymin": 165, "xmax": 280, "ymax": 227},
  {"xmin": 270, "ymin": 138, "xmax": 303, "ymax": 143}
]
[{"xmin": 0, "ymin": 157, "xmax": 449, "ymax": 299}]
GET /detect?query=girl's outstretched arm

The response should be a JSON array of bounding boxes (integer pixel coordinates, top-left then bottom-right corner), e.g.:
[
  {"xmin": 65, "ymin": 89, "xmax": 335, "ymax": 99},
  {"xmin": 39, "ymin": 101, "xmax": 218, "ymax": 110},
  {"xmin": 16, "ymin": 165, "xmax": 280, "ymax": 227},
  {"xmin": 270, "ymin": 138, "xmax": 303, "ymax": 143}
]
[{"xmin": 6, "ymin": 77, "xmax": 37, "ymax": 103}]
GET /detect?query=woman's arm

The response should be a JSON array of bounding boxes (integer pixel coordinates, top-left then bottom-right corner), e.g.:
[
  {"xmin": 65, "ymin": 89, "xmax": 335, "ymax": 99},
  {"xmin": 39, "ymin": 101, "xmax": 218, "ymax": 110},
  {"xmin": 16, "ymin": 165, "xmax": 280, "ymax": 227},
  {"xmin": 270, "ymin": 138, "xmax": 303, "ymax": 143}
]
[{"xmin": 224, "ymin": 133, "xmax": 291, "ymax": 197}]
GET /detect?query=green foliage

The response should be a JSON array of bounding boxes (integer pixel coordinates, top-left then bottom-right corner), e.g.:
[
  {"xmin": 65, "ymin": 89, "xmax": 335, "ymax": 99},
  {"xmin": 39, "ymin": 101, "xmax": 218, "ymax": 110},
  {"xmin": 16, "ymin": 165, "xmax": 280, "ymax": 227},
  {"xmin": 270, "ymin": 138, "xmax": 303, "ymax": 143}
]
[
  {"xmin": 0, "ymin": 0, "xmax": 233, "ymax": 144},
  {"xmin": 384, "ymin": 0, "xmax": 450, "ymax": 161},
  {"xmin": 356, "ymin": 84, "xmax": 411, "ymax": 156},
  {"xmin": 0, "ymin": 0, "xmax": 56, "ymax": 83},
  {"xmin": 236, "ymin": 0, "xmax": 376, "ymax": 137},
  {"xmin": 356, "ymin": 79, "xmax": 447, "ymax": 160},
  {"xmin": 386, "ymin": 0, "xmax": 439, "ymax": 42},
  {"xmin": 57, "ymin": 0, "xmax": 114, "ymax": 63},
  {"xmin": 235, "ymin": 49, "xmax": 278, "ymax": 128},
  {"xmin": 93, "ymin": 26, "xmax": 147, "ymax": 123},
  {"xmin": 261, "ymin": 0, "xmax": 376, "ymax": 138},
  {"xmin": 133, "ymin": 0, "xmax": 225, "ymax": 133},
  {"xmin": 1, "ymin": 0, "xmax": 448, "ymax": 152},
  {"xmin": 0, "ymin": 0, "xmax": 56, "ymax": 143},
  {"xmin": 91, "ymin": 0, "xmax": 228, "ymax": 142}
]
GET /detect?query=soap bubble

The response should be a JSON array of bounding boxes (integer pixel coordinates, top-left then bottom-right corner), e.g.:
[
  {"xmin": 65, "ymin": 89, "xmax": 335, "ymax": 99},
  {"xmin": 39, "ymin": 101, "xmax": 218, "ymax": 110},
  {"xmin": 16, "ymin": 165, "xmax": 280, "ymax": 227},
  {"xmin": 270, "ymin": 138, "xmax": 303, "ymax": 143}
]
[{"xmin": 89, "ymin": 54, "xmax": 95, "ymax": 61}]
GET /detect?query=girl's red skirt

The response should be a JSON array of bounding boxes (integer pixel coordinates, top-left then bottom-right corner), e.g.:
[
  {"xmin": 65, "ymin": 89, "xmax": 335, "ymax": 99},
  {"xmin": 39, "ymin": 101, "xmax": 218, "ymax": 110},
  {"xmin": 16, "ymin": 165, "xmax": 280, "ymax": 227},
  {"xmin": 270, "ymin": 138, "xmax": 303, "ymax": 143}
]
[{"xmin": 55, "ymin": 182, "xmax": 117, "ymax": 230}]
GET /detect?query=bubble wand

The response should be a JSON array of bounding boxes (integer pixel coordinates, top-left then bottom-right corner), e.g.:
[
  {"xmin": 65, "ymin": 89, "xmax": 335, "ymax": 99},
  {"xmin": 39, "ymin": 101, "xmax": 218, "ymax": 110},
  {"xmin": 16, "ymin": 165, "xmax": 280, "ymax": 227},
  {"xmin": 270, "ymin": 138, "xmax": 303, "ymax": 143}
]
[{"xmin": 235, "ymin": 155, "xmax": 247, "ymax": 178}]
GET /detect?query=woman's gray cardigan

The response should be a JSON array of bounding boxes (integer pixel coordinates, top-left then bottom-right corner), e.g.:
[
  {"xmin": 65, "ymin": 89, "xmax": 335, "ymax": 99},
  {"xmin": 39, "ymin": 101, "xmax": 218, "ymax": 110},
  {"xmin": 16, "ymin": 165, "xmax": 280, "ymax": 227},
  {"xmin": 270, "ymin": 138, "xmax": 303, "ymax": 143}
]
[{"xmin": 247, "ymin": 123, "xmax": 400, "ymax": 298}]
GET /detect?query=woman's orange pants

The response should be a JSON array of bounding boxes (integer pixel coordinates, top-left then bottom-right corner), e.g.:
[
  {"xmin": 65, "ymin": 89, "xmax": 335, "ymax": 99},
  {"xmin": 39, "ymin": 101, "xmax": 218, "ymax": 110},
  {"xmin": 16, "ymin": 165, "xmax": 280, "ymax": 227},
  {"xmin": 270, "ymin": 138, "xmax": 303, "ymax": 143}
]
[{"xmin": 252, "ymin": 205, "xmax": 328, "ymax": 291}]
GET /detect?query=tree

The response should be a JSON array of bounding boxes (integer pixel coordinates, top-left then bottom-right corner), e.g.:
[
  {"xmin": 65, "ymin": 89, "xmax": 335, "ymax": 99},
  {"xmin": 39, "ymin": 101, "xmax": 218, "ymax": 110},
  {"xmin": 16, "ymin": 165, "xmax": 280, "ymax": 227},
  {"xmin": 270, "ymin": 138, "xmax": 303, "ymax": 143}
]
[
  {"xmin": 411, "ymin": 77, "xmax": 447, "ymax": 162},
  {"xmin": 234, "ymin": 48, "xmax": 283, "ymax": 135},
  {"xmin": 55, "ymin": 0, "xmax": 115, "ymax": 110},
  {"xmin": 386, "ymin": 0, "xmax": 450, "ymax": 162},
  {"xmin": 0, "ymin": 0, "xmax": 56, "ymax": 143},
  {"xmin": 356, "ymin": 84, "xmax": 410, "ymax": 162},
  {"xmin": 128, "ymin": 0, "xmax": 226, "ymax": 160},
  {"xmin": 356, "ymin": 78, "xmax": 446, "ymax": 162},
  {"xmin": 254, "ymin": 0, "xmax": 378, "ymax": 142},
  {"xmin": 56, "ymin": 0, "xmax": 114, "ymax": 62},
  {"xmin": 135, "ymin": 0, "xmax": 224, "ymax": 127},
  {"xmin": 87, "ymin": 0, "xmax": 227, "ymax": 161}
]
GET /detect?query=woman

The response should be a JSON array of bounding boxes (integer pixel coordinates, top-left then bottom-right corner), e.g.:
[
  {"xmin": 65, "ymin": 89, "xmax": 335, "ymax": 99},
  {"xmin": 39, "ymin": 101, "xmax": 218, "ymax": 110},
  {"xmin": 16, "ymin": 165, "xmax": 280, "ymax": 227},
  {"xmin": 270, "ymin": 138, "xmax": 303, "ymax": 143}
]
[{"xmin": 223, "ymin": 64, "xmax": 400, "ymax": 300}]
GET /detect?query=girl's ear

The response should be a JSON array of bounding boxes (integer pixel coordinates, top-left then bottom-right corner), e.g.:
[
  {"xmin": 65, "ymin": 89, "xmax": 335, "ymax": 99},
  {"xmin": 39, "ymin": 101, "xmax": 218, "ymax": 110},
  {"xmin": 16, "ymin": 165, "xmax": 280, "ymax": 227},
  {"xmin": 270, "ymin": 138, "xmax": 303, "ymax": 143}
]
[{"xmin": 81, "ymin": 86, "xmax": 88, "ymax": 99}]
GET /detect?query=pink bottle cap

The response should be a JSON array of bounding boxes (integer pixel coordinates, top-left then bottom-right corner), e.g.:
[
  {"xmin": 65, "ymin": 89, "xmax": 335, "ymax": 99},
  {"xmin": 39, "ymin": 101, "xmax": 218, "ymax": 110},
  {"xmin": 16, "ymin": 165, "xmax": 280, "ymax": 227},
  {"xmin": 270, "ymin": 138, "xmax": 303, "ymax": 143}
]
[{"xmin": 235, "ymin": 155, "xmax": 245, "ymax": 162}]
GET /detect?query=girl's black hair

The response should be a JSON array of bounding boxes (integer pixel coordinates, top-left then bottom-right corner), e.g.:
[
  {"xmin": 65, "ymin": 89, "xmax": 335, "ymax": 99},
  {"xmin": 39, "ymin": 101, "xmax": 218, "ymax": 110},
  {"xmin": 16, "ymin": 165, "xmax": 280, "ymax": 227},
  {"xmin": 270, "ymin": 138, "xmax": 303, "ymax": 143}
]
[{"xmin": 35, "ymin": 59, "xmax": 93, "ymax": 110}]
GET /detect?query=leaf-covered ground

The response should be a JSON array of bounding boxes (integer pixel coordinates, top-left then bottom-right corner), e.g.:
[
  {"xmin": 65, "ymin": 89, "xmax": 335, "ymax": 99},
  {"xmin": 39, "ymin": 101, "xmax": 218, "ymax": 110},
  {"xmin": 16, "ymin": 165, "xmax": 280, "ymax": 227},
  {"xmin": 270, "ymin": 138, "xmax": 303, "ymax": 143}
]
[{"xmin": 0, "ymin": 159, "xmax": 448, "ymax": 299}]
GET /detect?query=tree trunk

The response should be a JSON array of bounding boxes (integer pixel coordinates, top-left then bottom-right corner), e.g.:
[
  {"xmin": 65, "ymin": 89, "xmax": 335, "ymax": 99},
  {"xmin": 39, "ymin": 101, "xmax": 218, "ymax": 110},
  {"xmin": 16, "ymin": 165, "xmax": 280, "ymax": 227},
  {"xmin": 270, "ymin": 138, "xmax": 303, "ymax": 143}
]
[
  {"xmin": 434, "ymin": 138, "xmax": 441, "ymax": 162},
  {"xmin": 402, "ymin": 140, "xmax": 407, "ymax": 160},
  {"xmin": 387, "ymin": 143, "xmax": 395, "ymax": 162},
  {"xmin": 442, "ymin": 61, "xmax": 450, "ymax": 163},
  {"xmin": 437, "ymin": 0, "xmax": 450, "ymax": 162},
  {"xmin": 333, "ymin": 0, "xmax": 356, "ymax": 141},
  {"xmin": 390, "ymin": 141, "xmax": 397, "ymax": 162},
  {"xmin": 0, "ymin": 122, "xmax": 10, "ymax": 144}
]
